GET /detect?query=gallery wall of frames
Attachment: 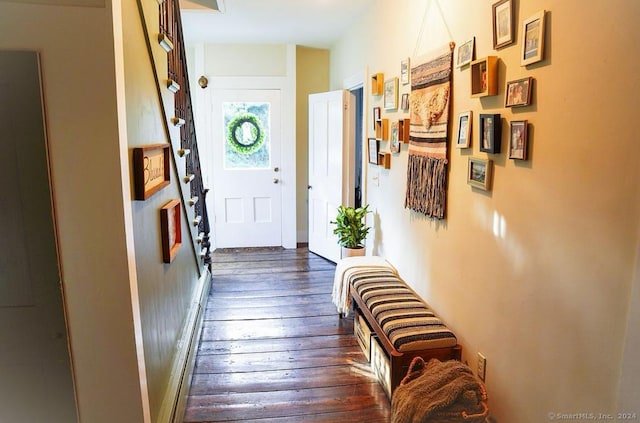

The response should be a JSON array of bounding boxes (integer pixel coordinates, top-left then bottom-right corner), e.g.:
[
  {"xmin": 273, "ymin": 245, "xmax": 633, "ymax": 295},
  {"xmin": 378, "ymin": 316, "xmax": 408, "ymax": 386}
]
[{"xmin": 367, "ymin": 0, "xmax": 546, "ymax": 197}]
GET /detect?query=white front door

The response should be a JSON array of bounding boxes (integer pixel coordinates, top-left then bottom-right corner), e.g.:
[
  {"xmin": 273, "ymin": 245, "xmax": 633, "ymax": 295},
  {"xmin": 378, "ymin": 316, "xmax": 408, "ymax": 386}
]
[
  {"xmin": 211, "ymin": 89, "xmax": 282, "ymax": 248},
  {"xmin": 308, "ymin": 90, "xmax": 355, "ymax": 263}
]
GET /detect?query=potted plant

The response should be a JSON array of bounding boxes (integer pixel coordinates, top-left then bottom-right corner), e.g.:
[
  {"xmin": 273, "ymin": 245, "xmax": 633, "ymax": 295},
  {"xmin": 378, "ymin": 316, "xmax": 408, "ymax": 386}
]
[{"xmin": 331, "ymin": 204, "xmax": 371, "ymax": 258}]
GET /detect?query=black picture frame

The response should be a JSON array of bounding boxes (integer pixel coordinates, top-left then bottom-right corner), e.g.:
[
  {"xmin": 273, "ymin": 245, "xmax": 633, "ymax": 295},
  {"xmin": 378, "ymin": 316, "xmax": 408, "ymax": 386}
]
[
  {"xmin": 368, "ymin": 138, "xmax": 379, "ymax": 164},
  {"xmin": 479, "ymin": 114, "xmax": 501, "ymax": 154}
]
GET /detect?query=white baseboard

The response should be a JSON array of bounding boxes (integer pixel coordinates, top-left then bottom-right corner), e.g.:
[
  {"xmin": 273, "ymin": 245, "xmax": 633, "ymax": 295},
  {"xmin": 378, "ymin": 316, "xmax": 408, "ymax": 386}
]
[{"xmin": 157, "ymin": 267, "xmax": 212, "ymax": 423}]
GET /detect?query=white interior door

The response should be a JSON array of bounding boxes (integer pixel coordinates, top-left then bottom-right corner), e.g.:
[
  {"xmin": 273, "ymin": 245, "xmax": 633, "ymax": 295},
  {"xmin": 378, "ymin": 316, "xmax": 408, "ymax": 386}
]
[
  {"xmin": 211, "ymin": 89, "xmax": 282, "ymax": 248},
  {"xmin": 308, "ymin": 90, "xmax": 355, "ymax": 262}
]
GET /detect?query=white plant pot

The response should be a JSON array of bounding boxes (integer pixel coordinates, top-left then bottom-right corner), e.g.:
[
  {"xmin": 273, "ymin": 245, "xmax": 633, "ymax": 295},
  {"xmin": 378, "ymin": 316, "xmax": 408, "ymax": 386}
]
[{"xmin": 341, "ymin": 246, "xmax": 366, "ymax": 258}]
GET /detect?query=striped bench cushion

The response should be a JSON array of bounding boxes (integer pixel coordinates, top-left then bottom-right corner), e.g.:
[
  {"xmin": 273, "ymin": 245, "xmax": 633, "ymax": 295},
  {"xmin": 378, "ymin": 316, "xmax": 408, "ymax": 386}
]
[{"xmin": 352, "ymin": 270, "xmax": 457, "ymax": 352}]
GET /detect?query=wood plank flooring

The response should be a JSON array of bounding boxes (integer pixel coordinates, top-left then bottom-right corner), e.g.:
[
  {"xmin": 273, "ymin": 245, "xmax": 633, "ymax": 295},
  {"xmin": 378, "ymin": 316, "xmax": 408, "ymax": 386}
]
[{"xmin": 183, "ymin": 247, "xmax": 390, "ymax": 422}]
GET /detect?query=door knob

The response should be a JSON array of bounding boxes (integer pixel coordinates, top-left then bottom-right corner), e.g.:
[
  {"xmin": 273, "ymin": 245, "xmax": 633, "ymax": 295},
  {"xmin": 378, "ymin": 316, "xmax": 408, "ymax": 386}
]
[
  {"xmin": 307, "ymin": 185, "xmax": 312, "ymax": 189},
  {"xmin": 273, "ymin": 178, "xmax": 279, "ymax": 184},
  {"xmin": 274, "ymin": 167, "xmax": 280, "ymax": 172}
]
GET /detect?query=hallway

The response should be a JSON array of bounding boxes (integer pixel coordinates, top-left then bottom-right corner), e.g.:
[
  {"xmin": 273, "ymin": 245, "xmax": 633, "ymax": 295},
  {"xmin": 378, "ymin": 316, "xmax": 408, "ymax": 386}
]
[{"xmin": 183, "ymin": 247, "xmax": 390, "ymax": 422}]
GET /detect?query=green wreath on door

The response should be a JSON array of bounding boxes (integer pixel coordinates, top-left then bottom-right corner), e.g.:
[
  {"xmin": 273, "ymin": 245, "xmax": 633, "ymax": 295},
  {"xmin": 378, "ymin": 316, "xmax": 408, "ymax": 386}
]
[{"xmin": 226, "ymin": 113, "xmax": 265, "ymax": 154}]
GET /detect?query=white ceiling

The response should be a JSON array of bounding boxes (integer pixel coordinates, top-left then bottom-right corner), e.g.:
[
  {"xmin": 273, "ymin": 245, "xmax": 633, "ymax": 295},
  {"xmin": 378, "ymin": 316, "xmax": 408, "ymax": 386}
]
[{"xmin": 180, "ymin": 0, "xmax": 373, "ymax": 48}]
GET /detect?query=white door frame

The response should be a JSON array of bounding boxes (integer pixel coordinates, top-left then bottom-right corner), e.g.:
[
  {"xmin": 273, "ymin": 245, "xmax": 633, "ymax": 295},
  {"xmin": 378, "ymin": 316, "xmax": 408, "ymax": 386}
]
[
  {"xmin": 343, "ymin": 71, "xmax": 367, "ymax": 210},
  {"xmin": 210, "ymin": 89, "xmax": 283, "ymax": 248},
  {"xmin": 199, "ymin": 72, "xmax": 297, "ymax": 248}
]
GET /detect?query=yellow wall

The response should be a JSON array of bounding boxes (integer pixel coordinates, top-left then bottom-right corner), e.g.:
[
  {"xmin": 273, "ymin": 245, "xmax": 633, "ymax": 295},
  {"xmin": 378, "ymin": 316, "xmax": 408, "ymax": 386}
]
[
  {"xmin": 330, "ymin": 0, "xmax": 640, "ymax": 420},
  {"xmin": 295, "ymin": 46, "xmax": 330, "ymax": 242},
  {"xmin": 204, "ymin": 44, "xmax": 288, "ymax": 76}
]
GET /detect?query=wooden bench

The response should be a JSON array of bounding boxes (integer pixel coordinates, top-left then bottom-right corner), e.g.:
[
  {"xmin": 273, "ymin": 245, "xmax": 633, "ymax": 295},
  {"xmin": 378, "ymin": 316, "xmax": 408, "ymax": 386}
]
[{"xmin": 347, "ymin": 268, "xmax": 462, "ymax": 398}]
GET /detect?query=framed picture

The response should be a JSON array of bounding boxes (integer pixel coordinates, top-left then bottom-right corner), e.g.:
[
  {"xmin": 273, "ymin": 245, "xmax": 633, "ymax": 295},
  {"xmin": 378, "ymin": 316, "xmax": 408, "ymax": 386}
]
[
  {"xmin": 390, "ymin": 121, "xmax": 400, "ymax": 153},
  {"xmin": 456, "ymin": 111, "xmax": 472, "ymax": 149},
  {"xmin": 368, "ymin": 138, "xmax": 379, "ymax": 164},
  {"xmin": 467, "ymin": 158, "xmax": 493, "ymax": 191},
  {"xmin": 479, "ymin": 113, "xmax": 501, "ymax": 154},
  {"xmin": 372, "ymin": 106, "xmax": 381, "ymax": 130},
  {"xmin": 401, "ymin": 93, "xmax": 409, "ymax": 111},
  {"xmin": 456, "ymin": 37, "xmax": 475, "ymax": 68},
  {"xmin": 401, "ymin": 58, "xmax": 410, "ymax": 85},
  {"xmin": 509, "ymin": 120, "xmax": 528, "ymax": 160},
  {"xmin": 383, "ymin": 77, "xmax": 399, "ymax": 110},
  {"xmin": 133, "ymin": 143, "xmax": 170, "ymax": 200},
  {"xmin": 521, "ymin": 10, "xmax": 546, "ymax": 66},
  {"xmin": 505, "ymin": 77, "xmax": 533, "ymax": 107},
  {"xmin": 160, "ymin": 199, "xmax": 182, "ymax": 263},
  {"xmin": 492, "ymin": 0, "xmax": 514, "ymax": 49}
]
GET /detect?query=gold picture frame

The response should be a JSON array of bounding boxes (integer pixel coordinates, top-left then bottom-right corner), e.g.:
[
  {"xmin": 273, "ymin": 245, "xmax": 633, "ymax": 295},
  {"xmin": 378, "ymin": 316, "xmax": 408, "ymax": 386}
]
[
  {"xmin": 456, "ymin": 37, "xmax": 475, "ymax": 68},
  {"xmin": 456, "ymin": 111, "xmax": 472, "ymax": 149},
  {"xmin": 160, "ymin": 199, "xmax": 182, "ymax": 263},
  {"xmin": 521, "ymin": 10, "xmax": 547, "ymax": 66},
  {"xmin": 492, "ymin": 0, "xmax": 514, "ymax": 49},
  {"xmin": 383, "ymin": 77, "xmax": 399, "ymax": 110},
  {"xmin": 467, "ymin": 157, "xmax": 493, "ymax": 191}
]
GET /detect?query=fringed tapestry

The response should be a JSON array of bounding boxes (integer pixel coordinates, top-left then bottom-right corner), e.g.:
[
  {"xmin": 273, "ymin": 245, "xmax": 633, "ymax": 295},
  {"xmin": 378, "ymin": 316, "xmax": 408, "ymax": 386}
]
[{"xmin": 405, "ymin": 43, "xmax": 454, "ymax": 219}]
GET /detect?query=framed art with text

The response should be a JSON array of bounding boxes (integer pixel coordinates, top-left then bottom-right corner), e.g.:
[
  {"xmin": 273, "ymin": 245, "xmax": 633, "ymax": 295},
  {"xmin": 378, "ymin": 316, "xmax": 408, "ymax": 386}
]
[{"xmin": 133, "ymin": 143, "xmax": 170, "ymax": 200}]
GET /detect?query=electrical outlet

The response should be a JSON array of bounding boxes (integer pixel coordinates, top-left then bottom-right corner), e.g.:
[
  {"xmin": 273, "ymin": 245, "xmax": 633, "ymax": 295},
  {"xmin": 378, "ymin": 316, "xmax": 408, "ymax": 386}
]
[{"xmin": 477, "ymin": 352, "xmax": 486, "ymax": 381}]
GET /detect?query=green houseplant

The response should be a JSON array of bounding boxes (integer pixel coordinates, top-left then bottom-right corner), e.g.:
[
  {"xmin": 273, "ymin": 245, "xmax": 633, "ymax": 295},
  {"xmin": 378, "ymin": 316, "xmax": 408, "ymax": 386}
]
[{"xmin": 331, "ymin": 204, "xmax": 371, "ymax": 257}]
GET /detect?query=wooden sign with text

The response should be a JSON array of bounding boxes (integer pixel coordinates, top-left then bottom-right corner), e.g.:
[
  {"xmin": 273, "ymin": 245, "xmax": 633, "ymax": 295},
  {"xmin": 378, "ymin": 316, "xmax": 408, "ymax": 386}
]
[{"xmin": 133, "ymin": 144, "xmax": 170, "ymax": 200}]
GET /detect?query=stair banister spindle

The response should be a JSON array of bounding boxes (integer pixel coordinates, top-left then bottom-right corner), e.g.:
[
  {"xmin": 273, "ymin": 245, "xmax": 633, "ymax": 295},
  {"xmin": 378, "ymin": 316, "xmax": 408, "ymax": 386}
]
[{"xmin": 162, "ymin": 0, "xmax": 211, "ymax": 268}]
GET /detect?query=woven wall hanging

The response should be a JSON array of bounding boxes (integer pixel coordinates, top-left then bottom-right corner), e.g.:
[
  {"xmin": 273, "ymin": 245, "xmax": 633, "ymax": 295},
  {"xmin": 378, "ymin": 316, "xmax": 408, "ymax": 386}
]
[{"xmin": 404, "ymin": 43, "xmax": 454, "ymax": 219}]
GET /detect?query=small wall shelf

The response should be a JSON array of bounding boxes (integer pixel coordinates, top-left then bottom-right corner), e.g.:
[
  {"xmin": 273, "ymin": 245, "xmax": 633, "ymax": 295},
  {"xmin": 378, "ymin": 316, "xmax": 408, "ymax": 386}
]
[
  {"xmin": 470, "ymin": 56, "xmax": 498, "ymax": 98},
  {"xmin": 371, "ymin": 72, "xmax": 384, "ymax": 96},
  {"xmin": 375, "ymin": 118, "xmax": 389, "ymax": 141},
  {"xmin": 398, "ymin": 119, "xmax": 411, "ymax": 143},
  {"xmin": 378, "ymin": 151, "xmax": 391, "ymax": 169}
]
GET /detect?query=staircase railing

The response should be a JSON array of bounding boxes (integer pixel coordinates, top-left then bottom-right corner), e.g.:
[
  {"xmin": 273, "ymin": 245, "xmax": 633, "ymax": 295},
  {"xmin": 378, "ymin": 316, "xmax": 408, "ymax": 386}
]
[{"xmin": 160, "ymin": 0, "xmax": 212, "ymax": 268}]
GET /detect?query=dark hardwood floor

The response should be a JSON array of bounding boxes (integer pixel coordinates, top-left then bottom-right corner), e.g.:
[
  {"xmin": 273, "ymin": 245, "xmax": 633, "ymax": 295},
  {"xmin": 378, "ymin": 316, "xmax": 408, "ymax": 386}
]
[{"xmin": 183, "ymin": 247, "xmax": 390, "ymax": 422}]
